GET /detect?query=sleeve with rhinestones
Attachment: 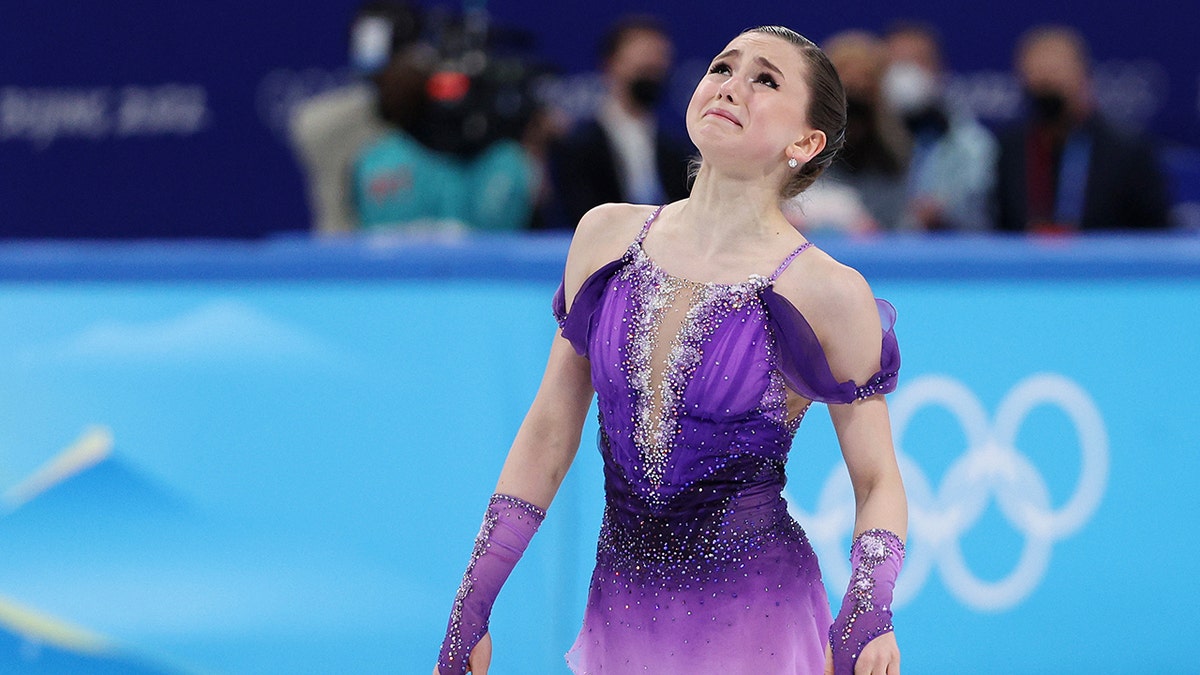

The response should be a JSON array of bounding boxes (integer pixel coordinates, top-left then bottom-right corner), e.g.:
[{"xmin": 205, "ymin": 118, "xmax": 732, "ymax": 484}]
[
  {"xmin": 437, "ymin": 494, "xmax": 545, "ymax": 674},
  {"xmin": 829, "ymin": 528, "xmax": 905, "ymax": 674}
]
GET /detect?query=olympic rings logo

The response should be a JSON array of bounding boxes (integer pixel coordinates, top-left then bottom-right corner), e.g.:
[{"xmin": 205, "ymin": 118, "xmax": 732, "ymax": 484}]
[{"xmin": 786, "ymin": 373, "xmax": 1108, "ymax": 611}]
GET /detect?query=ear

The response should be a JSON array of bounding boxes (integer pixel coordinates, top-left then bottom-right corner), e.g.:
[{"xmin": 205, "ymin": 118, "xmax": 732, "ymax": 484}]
[{"xmin": 791, "ymin": 130, "xmax": 827, "ymax": 165}]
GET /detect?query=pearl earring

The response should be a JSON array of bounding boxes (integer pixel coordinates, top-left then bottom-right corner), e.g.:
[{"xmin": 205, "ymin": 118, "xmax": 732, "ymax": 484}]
[{"xmin": 787, "ymin": 157, "xmax": 799, "ymax": 169}]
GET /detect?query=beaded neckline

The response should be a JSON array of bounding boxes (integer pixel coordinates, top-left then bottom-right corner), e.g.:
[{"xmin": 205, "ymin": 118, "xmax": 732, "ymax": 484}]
[
  {"xmin": 632, "ymin": 205, "xmax": 812, "ymax": 287},
  {"xmin": 630, "ymin": 239, "xmax": 811, "ymax": 289},
  {"xmin": 630, "ymin": 241, "xmax": 769, "ymax": 289}
]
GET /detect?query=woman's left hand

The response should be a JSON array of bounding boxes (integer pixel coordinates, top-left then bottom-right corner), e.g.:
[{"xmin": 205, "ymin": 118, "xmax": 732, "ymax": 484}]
[{"xmin": 824, "ymin": 632, "xmax": 900, "ymax": 675}]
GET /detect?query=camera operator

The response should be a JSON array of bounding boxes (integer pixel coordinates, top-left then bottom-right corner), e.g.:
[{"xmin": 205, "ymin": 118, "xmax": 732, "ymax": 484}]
[
  {"xmin": 289, "ymin": 1, "xmax": 422, "ymax": 235},
  {"xmin": 352, "ymin": 6, "xmax": 548, "ymax": 233}
]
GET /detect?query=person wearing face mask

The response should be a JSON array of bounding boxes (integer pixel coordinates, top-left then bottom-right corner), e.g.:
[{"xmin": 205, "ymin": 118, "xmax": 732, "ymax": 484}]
[
  {"xmin": 549, "ymin": 15, "xmax": 694, "ymax": 229},
  {"xmin": 994, "ymin": 25, "xmax": 1169, "ymax": 233},
  {"xmin": 882, "ymin": 21, "xmax": 998, "ymax": 232},
  {"xmin": 791, "ymin": 30, "xmax": 911, "ymax": 233}
]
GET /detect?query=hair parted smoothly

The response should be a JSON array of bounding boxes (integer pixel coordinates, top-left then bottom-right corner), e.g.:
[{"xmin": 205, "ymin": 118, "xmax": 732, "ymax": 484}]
[{"xmin": 747, "ymin": 25, "xmax": 847, "ymax": 198}]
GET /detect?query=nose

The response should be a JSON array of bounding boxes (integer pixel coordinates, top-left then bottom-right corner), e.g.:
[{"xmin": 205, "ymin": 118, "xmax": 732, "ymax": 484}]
[{"xmin": 716, "ymin": 76, "xmax": 737, "ymax": 102}]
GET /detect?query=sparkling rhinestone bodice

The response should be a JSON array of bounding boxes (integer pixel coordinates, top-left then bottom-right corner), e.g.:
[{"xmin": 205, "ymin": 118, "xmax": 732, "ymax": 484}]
[{"xmin": 595, "ymin": 241, "xmax": 803, "ymax": 497}]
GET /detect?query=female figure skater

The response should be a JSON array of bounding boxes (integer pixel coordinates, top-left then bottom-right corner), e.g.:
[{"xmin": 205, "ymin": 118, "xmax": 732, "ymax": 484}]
[{"xmin": 436, "ymin": 24, "xmax": 907, "ymax": 675}]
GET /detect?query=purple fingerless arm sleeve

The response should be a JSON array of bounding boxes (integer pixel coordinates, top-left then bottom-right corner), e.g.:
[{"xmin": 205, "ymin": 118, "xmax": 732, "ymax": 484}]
[
  {"xmin": 829, "ymin": 528, "xmax": 905, "ymax": 675},
  {"xmin": 437, "ymin": 494, "xmax": 545, "ymax": 675}
]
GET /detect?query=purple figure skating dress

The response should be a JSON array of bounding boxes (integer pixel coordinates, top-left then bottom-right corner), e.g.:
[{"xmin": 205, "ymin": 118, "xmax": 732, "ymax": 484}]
[{"xmin": 552, "ymin": 207, "xmax": 900, "ymax": 674}]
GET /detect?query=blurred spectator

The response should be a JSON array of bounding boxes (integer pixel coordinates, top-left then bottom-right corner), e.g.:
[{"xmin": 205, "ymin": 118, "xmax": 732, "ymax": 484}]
[
  {"xmin": 782, "ymin": 179, "xmax": 877, "ymax": 236},
  {"xmin": 883, "ymin": 21, "xmax": 997, "ymax": 232},
  {"xmin": 351, "ymin": 8, "xmax": 546, "ymax": 232},
  {"xmin": 550, "ymin": 15, "xmax": 693, "ymax": 228},
  {"xmin": 994, "ymin": 25, "xmax": 1170, "ymax": 233},
  {"xmin": 289, "ymin": 1, "xmax": 422, "ymax": 235},
  {"xmin": 796, "ymin": 30, "xmax": 910, "ymax": 233}
]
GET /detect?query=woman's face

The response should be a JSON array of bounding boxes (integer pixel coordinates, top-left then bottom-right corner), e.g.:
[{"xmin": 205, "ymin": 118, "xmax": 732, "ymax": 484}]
[{"xmin": 686, "ymin": 32, "xmax": 816, "ymax": 172}]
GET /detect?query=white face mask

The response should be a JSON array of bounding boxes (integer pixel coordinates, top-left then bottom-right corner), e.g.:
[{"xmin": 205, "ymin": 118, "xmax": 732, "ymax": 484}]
[
  {"xmin": 350, "ymin": 16, "xmax": 395, "ymax": 74},
  {"xmin": 882, "ymin": 62, "xmax": 939, "ymax": 114}
]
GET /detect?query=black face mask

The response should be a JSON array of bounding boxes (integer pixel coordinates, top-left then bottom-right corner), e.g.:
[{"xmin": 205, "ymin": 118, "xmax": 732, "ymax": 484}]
[
  {"xmin": 1028, "ymin": 90, "xmax": 1068, "ymax": 124},
  {"xmin": 903, "ymin": 105, "xmax": 950, "ymax": 138},
  {"xmin": 629, "ymin": 76, "xmax": 666, "ymax": 108}
]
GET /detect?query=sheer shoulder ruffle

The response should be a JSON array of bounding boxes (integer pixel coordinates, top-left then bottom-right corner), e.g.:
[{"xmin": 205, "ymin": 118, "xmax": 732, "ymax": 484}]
[
  {"xmin": 762, "ymin": 288, "xmax": 900, "ymax": 404},
  {"xmin": 551, "ymin": 256, "xmax": 629, "ymax": 357}
]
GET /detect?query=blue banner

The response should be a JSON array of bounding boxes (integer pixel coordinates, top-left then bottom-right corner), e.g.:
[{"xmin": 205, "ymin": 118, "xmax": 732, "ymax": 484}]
[{"xmin": 2, "ymin": 0, "xmax": 1198, "ymax": 238}]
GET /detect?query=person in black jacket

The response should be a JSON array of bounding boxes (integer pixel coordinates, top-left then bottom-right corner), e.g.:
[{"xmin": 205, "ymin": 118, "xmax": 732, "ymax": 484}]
[
  {"xmin": 550, "ymin": 15, "xmax": 694, "ymax": 229},
  {"xmin": 994, "ymin": 25, "xmax": 1170, "ymax": 233}
]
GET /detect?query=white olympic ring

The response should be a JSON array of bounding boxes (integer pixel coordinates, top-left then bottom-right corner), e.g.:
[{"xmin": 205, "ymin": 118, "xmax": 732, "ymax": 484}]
[{"xmin": 786, "ymin": 373, "xmax": 1108, "ymax": 611}]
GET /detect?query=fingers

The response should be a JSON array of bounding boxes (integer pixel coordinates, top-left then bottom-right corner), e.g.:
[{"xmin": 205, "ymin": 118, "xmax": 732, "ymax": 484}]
[
  {"xmin": 854, "ymin": 632, "xmax": 900, "ymax": 675},
  {"xmin": 469, "ymin": 632, "xmax": 493, "ymax": 674},
  {"xmin": 824, "ymin": 642, "xmax": 835, "ymax": 675},
  {"xmin": 854, "ymin": 655, "xmax": 899, "ymax": 675}
]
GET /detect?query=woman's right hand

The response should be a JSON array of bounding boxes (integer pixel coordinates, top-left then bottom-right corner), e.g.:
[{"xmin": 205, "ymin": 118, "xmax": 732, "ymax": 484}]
[{"xmin": 433, "ymin": 632, "xmax": 492, "ymax": 675}]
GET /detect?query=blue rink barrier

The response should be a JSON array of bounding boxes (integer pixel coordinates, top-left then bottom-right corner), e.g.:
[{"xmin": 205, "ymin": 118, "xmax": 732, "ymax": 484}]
[{"xmin": 0, "ymin": 232, "xmax": 1197, "ymax": 674}]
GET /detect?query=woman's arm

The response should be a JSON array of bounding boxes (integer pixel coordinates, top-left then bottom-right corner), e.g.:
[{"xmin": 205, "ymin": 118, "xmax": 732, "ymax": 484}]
[
  {"xmin": 828, "ymin": 397, "xmax": 906, "ymax": 539},
  {"xmin": 825, "ymin": 397, "xmax": 906, "ymax": 675},
  {"xmin": 814, "ymin": 263, "xmax": 907, "ymax": 539},
  {"xmin": 434, "ymin": 337, "xmax": 593, "ymax": 675},
  {"xmin": 493, "ymin": 333, "xmax": 595, "ymax": 509},
  {"xmin": 435, "ymin": 202, "xmax": 653, "ymax": 674},
  {"xmin": 802, "ymin": 261, "xmax": 907, "ymax": 675},
  {"xmin": 435, "ymin": 319, "xmax": 594, "ymax": 674}
]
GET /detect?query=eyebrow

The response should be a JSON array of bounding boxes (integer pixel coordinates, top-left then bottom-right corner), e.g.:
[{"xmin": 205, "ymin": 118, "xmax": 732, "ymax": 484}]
[{"xmin": 713, "ymin": 49, "xmax": 785, "ymax": 77}]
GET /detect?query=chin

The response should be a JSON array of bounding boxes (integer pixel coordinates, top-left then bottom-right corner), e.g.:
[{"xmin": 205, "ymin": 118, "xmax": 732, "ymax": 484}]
[{"xmin": 688, "ymin": 125, "xmax": 740, "ymax": 155}]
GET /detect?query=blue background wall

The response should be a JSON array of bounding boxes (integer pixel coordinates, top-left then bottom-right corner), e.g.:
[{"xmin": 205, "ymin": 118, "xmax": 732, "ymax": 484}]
[
  {"xmin": 2, "ymin": 0, "xmax": 1198, "ymax": 238},
  {"xmin": 0, "ymin": 233, "xmax": 1197, "ymax": 673}
]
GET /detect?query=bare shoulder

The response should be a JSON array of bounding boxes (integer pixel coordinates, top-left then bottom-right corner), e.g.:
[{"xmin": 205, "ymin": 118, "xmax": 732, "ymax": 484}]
[
  {"xmin": 774, "ymin": 247, "xmax": 875, "ymax": 318},
  {"xmin": 562, "ymin": 203, "xmax": 661, "ymax": 307},
  {"xmin": 773, "ymin": 247, "xmax": 884, "ymax": 381},
  {"xmin": 571, "ymin": 203, "xmax": 656, "ymax": 258}
]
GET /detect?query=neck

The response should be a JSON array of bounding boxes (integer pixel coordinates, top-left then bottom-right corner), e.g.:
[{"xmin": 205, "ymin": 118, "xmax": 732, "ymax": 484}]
[{"xmin": 674, "ymin": 164, "xmax": 798, "ymax": 254}]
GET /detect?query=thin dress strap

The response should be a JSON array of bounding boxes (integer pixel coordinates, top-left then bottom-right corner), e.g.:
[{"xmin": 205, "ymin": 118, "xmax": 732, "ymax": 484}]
[
  {"xmin": 635, "ymin": 205, "xmax": 666, "ymax": 244},
  {"xmin": 768, "ymin": 242, "xmax": 813, "ymax": 283}
]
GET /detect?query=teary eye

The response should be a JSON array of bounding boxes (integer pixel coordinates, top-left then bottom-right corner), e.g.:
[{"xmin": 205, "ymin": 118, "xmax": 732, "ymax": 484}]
[
  {"xmin": 708, "ymin": 61, "xmax": 732, "ymax": 75},
  {"xmin": 755, "ymin": 73, "xmax": 779, "ymax": 89}
]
